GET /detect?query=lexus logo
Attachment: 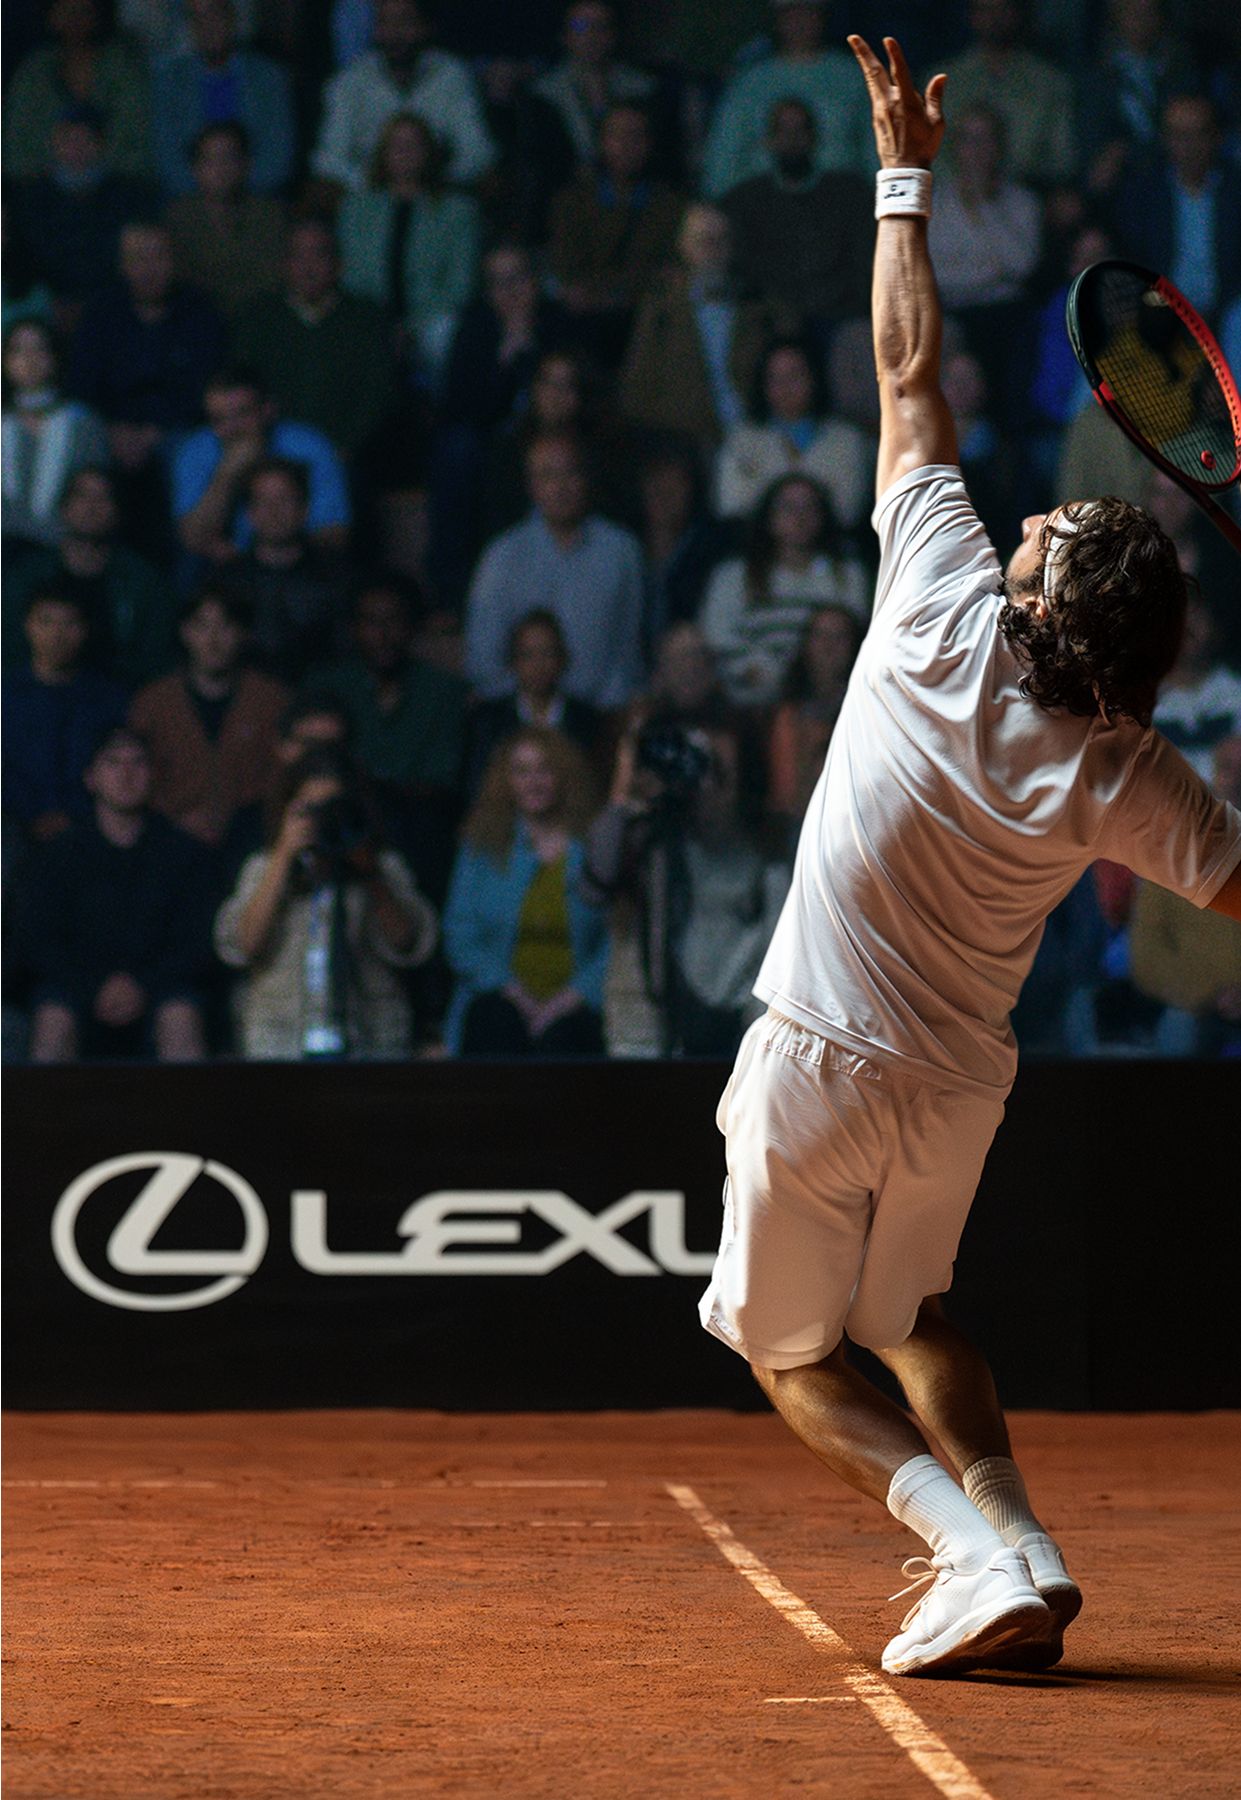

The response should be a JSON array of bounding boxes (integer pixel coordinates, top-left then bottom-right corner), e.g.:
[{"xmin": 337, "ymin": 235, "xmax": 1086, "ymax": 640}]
[
  {"xmin": 51, "ymin": 1154, "xmax": 714, "ymax": 1311},
  {"xmin": 52, "ymin": 1152, "xmax": 269, "ymax": 1312}
]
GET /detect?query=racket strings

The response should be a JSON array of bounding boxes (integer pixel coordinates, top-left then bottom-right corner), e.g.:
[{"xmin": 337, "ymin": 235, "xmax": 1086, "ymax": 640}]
[{"xmin": 1089, "ymin": 272, "xmax": 1237, "ymax": 488}]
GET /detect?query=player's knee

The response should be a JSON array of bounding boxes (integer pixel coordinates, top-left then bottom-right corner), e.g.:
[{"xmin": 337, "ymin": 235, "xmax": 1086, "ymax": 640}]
[{"xmin": 750, "ymin": 1343, "xmax": 847, "ymax": 1397}]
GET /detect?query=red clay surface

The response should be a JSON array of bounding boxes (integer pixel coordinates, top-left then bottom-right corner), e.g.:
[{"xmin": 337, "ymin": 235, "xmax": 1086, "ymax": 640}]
[{"xmin": 3, "ymin": 1410, "xmax": 1239, "ymax": 1799}]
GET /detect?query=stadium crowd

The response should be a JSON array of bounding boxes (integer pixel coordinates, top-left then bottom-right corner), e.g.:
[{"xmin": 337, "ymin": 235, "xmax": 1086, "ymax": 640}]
[{"xmin": 4, "ymin": 0, "xmax": 1241, "ymax": 1063}]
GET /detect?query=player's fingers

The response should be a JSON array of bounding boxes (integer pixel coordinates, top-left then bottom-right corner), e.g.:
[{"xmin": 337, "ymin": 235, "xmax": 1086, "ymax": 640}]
[
  {"xmin": 925, "ymin": 71, "xmax": 948, "ymax": 124},
  {"xmin": 847, "ymin": 33, "xmax": 887, "ymax": 96},
  {"xmin": 883, "ymin": 36, "xmax": 918, "ymax": 104}
]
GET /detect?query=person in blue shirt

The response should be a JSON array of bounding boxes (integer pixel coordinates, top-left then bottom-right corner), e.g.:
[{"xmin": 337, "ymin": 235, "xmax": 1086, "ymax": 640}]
[
  {"xmin": 172, "ymin": 364, "xmax": 351, "ymax": 570},
  {"xmin": 442, "ymin": 725, "xmax": 609, "ymax": 1055}
]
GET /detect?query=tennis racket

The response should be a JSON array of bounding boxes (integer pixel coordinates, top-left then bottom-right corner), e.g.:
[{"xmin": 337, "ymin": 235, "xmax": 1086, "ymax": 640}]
[{"xmin": 1065, "ymin": 259, "xmax": 1241, "ymax": 556}]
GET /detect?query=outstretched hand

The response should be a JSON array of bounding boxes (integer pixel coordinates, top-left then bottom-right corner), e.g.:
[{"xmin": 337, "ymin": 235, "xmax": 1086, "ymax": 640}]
[{"xmin": 848, "ymin": 34, "xmax": 946, "ymax": 171}]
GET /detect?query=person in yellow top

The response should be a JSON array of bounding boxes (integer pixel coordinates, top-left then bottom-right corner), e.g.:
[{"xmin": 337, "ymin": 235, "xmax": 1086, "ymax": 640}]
[{"xmin": 442, "ymin": 727, "xmax": 610, "ymax": 1055}]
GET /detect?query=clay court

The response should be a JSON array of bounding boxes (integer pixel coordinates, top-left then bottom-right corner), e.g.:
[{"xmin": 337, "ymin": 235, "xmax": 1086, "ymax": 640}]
[{"xmin": 4, "ymin": 1407, "xmax": 1239, "ymax": 1798}]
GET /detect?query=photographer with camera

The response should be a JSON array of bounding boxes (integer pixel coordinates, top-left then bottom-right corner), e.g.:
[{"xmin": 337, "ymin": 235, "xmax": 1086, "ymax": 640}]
[
  {"xmin": 586, "ymin": 710, "xmax": 788, "ymax": 1056},
  {"xmin": 214, "ymin": 745, "xmax": 436, "ymax": 1059}
]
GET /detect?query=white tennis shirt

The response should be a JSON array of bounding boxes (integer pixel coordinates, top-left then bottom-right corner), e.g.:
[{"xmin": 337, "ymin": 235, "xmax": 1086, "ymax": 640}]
[{"xmin": 755, "ymin": 464, "xmax": 1241, "ymax": 1096}]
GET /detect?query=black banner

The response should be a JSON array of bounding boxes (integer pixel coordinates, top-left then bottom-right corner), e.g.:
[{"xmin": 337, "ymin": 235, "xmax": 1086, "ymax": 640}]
[{"xmin": 3, "ymin": 1061, "xmax": 1237, "ymax": 1410}]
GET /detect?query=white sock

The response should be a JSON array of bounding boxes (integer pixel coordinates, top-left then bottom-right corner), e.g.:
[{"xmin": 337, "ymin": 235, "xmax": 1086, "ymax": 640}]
[
  {"xmin": 886, "ymin": 1453, "xmax": 1006, "ymax": 1566},
  {"xmin": 962, "ymin": 1455, "xmax": 1043, "ymax": 1544}
]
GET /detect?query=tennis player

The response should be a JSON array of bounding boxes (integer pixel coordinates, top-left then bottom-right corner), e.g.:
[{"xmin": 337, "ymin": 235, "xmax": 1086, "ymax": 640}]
[{"xmin": 698, "ymin": 35, "xmax": 1241, "ymax": 1677}]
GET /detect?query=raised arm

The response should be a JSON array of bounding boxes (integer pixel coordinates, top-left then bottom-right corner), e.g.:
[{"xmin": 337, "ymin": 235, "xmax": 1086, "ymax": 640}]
[{"xmin": 848, "ymin": 35, "xmax": 957, "ymax": 500}]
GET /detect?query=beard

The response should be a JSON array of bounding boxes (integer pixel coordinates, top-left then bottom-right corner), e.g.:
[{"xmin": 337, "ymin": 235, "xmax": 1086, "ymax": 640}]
[{"xmin": 1000, "ymin": 566, "xmax": 1042, "ymax": 604}]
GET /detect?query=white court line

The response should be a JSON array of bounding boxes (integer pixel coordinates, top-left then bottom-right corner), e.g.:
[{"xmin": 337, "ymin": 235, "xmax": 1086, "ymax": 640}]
[
  {"xmin": 667, "ymin": 1484, "xmax": 997, "ymax": 1800},
  {"xmin": 3, "ymin": 1480, "xmax": 220, "ymax": 1490},
  {"xmin": 765, "ymin": 1696, "xmax": 855, "ymax": 1705}
]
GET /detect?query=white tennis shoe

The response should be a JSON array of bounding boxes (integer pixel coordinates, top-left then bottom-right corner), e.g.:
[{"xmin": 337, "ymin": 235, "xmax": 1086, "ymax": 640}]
[
  {"xmin": 978, "ymin": 1531, "xmax": 1083, "ymax": 1669},
  {"xmin": 881, "ymin": 1546, "xmax": 1051, "ymax": 1677}
]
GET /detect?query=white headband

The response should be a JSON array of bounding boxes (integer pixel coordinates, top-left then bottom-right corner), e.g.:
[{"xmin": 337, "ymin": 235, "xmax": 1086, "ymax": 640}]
[{"xmin": 1042, "ymin": 504, "xmax": 1095, "ymax": 603}]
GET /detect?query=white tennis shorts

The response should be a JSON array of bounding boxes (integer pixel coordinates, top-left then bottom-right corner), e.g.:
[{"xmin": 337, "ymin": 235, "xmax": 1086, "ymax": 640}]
[{"xmin": 698, "ymin": 1010, "xmax": 1006, "ymax": 1369}]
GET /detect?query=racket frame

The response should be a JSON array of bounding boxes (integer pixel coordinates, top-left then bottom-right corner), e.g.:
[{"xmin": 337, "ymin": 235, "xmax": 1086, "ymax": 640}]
[{"xmin": 1065, "ymin": 258, "xmax": 1241, "ymax": 555}]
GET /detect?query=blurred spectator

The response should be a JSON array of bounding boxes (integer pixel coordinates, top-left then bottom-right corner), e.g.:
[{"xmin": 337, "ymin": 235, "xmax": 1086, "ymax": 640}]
[
  {"xmin": 465, "ymin": 609, "xmax": 603, "ymax": 796},
  {"xmin": 482, "ymin": 348, "xmax": 631, "ymax": 538},
  {"xmin": 9, "ymin": 102, "xmax": 153, "ymax": 307},
  {"xmin": 4, "ymin": 0, "xmax": 149, "ymax": 181},
  {"xmin": 620, "ymin": 204, "xmax": 780, "ymax": 449},
  {"xmin": 2, "ymin": 587, "xmax": 126, "ymax": 841},
  {"xmin": 532, "ymin": 2, "xmax": 658, "ymax": 168},
  {"xmin": 21, "ymin": 725, "xmax": 210, "ymax": 1062},
  {"xmin": 163, "ymin": 123, "xmax": 287, "ymax": 319},
  {"xmin": 67, "ymin": 220, "xmax": 226, "ymax": 496},
  {"xmin": 2, "ymin": 467, "xmax": 175, "ymax": 686},
  {"xmin": 1112, "ymin": 93, "xmax": 1241, "ymax": 323},
  {"xmin": 151, "ymin": 0, "xmax": 295, "ymax": 199},
  {"xmin": 1077, "ymin": 0, "xmax": 1201, "ymax": 197},
  {"xmin": 1026, "ymin": 218, "xmax": 1113, "ymax": 498},
  {"xmin": 702, "ymin": 0, "xmax": 872, "ymax": 198},
  {"xmin": 1055, "ymin": 386, "xmax": 1149, "ymax": 507},
  {"xmin": 637, "ymin": 438, "xmax": 730, "ymax": 648},
  {"xmin": 464, "ymin": 430, "xmax": 644, "ymax": 710},
  {"xmin": 118, "ymin": 0, "xmax": 260, "ymax": 61},
  {"xmin": 442, "ymin": 726, "xmax": 608, "ymax": 1055},
  {"xmin": 311, "ymin": 0, "xmax": 494, "ymax": 196},
  {"xmin": 232, "ymin": 218, "xmax": 397, "ymax": 462},
  {"xmin": 928, "ymin": 104, "xmax": 1040, "ymax": 414},
  {"xmin": 214, "ymin": 745, "xmax": 436, "ymax": 1058},
  {"xmin": 338, "ymin": 113, "xmax": 481, "ymax": 381},
  {"xmin": 585, "ymin": 718, "xmax": 785, "ymax": 1054},
  {"xmin": 173, "ymin": 365, "xmax": 350, "ymax": 564},
  {"xmin": 522, "ymin": 0, "xmax": 660, "ymax": 225},
  {"xmin": 767, "ymin": 601, "xmax": 864, "ymax": 837},
  {"xmin": 642, "ymin": 620, "xmax": 734, "ymax": 733},
  {"xmin": 1011, "ymin": 870, "xmax": 1109, "ymax": 1056},
  {"xmin": 624, "ymin": 0, "xmax": 770, "ymax": 77},
  {"xmin": 216, "ymin": 458, "xmax": 353, "ymax": 680},
  {"xmin": 716, "ymin": 334, "xmax": 870, "ymax": 531},
  {"xmin": 1129, "ymin": 735, "xmax": 1241, "ymax": 1056},
  {"xmin": 1151, "ymin": 591, "xmax": 1241, "ymax": 781},
  {"xmin": 1142, "ymin": 468, "xmax": 1238, "ymax": 648},
  {"xmin": 2, "ymin": 317, "xmax": 108, "ymax": 547},
  {"xmin": 721, "ymin": 98, "xmax": 872, "ymax": 331},
  {"xmin": 2, "ymin": 201, "xmax": 56, "ymax": 333},
  {"xmin": 548, "ymin": 101, "xmax": 685, "ymax": 368},
  {"xmin": 825, "ymin": 314, "xmax": 881, "ymax": 441},
  {"xmin": 699, "ymin": 472, "xmax": 868, "ymax": 707},
  {"xmin": 440, "ymin": 244, "xmax": 565, "ymax": 434},
  {"xmin": 128, "ymin": 588, "xmax": 288, "ymax": 848},
  {"xmin": 314, "ymin": 576, "xmax": 467, "ymax": 805},
  {"xmin": 936, "ymin": 0, "xmax": 1077, "ymax": 186},
  {"xmin": 941, "ymin": 347, "xmax": 1019, "ymax": 547},
  {"xmin": 431, "ymin": 242, "xmax": 568, "ymax": 602}
]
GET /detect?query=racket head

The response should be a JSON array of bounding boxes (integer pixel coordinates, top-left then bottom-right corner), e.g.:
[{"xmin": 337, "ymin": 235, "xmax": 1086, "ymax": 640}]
[{"xmin": 1066, "ymin": 259, "xmax": 1241, "ymax": 494}]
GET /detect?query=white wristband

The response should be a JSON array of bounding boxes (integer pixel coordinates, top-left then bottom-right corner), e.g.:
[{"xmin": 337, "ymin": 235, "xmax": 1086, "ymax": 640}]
[{"xmin": 875, "ymin": 167, "xmax": 933, "ymax": 220}]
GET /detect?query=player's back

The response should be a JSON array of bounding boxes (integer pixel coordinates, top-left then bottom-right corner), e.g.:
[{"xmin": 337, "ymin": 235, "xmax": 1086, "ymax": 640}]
[{"xmin": 756, "ymin": 465, "xmax": 1234, "ymax": 1095}]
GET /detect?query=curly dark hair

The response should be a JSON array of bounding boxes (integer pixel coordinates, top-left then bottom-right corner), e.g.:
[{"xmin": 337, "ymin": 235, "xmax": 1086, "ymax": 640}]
[{"xmin": 997, "ymin": 496, "xmax": 1187, "ymax": 728}]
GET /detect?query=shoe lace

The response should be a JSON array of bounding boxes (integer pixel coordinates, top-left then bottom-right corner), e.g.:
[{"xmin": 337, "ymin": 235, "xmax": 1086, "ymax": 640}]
[{"xmin": 888, "ymin": 1555, "xmax": 948, "ymax": 1632}]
